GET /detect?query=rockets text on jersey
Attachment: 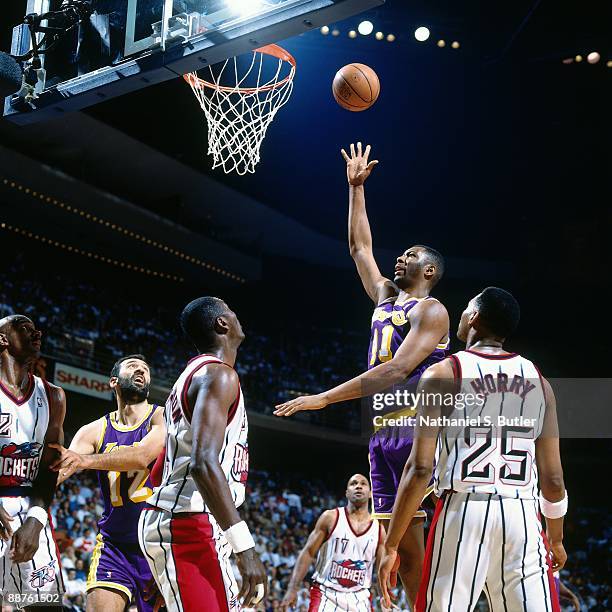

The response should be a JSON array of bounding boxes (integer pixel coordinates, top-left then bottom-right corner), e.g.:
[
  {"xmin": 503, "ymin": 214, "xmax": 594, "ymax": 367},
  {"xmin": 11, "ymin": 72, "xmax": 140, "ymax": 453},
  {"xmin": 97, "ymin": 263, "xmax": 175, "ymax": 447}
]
[
  {"xmin": 0, "ymin": 374, "xmax": 50, "ymax": 493},
  {"xmin": 312, "ymin": 507, "xmax": 380, "ymax": 593},
  {"xmin": 149, "ymin": 354, "xmax": 248, "ymax": 513},
  {"xmin": 434, "ymin": 349, "xmax": 546, "ymax": 499}
]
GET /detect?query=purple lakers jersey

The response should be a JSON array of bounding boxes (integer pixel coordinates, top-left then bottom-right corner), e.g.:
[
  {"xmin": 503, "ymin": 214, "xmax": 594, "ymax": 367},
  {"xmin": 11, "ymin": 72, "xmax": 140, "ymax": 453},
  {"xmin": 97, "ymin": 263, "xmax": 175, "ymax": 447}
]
[
  {"xmin": 96, "ymin": 405, "xmax": 156, "ymax": 543},
  {"xmin": 368, "ymin": 295, "xmax": 449, "ymax": 419}
]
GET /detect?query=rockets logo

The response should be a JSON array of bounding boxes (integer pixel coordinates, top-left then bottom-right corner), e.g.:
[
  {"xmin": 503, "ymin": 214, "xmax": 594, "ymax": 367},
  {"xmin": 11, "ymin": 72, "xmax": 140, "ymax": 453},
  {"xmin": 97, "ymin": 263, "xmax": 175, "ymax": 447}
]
[
  {"xmin": 0, "ymin": 442, "xmax": 42, "ymax": 487},
  {"xmin": 29, "ymin": 561, "xmax": 56, "ymax": 589},
  {"xmin": 231, "ymin": 443, "xmax": 249, "ymax": 484},
  {"xmin": 329, "ymin": 559, "xmax": 367, "ymax": 588}
]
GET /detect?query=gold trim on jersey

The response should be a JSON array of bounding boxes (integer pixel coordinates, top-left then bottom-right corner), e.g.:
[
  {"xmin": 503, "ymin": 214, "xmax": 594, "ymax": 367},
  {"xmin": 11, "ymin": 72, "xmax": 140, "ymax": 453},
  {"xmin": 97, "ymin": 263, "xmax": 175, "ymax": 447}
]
[
  {"xmin": 367, "ymin": 451, "xmax": 375, "ymax": 518},
  {"xmin": 86, "ymin": 534, "xmax": 134, "ymax": 598},
  {"xmin": 396, "ymin": 294, "xmax": 427, "ymax": 307},
  {"xmin": 372, "ymin": 509, "xmax": 427, "ymax": 520},
  {"xmin": 86, "ymin": 581, "xmax": 132, "ymax": 599},
  {"xmin": 110, "ymin": 403, "xmax": 154, "ymax": 432},
  {"xmin": 87, "ymin": 534, "xmax": 104, "ymax": 586},
  {"xmin": 95, "ymin": 418, "xmax": 108, "ymax": 453},
  {"xmin": 370, "ymin": 484, "xmax": 434, "ymax": 520}
]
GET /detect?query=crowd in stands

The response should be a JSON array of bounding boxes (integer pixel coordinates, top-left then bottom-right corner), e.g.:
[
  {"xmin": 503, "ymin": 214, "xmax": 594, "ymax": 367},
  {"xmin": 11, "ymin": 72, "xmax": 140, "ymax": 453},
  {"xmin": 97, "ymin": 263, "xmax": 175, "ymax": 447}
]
[
  {"xmin": 0, "ymin": 260, "xmax": 365, "ymax": 432},
  {"xmin": 1, "ymin": 259, "xmax": 609, "ymax": 611},
  {"xmin": 50, "ymin": 470, "xmax": 609, "ymax": 611}
]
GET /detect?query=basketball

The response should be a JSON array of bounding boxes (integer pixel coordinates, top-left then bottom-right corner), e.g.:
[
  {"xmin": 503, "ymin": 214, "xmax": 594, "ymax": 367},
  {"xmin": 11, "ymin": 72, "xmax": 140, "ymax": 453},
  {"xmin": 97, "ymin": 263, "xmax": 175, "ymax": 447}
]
[{"xmin": 332, "ymin": 63, "xmax": 380, "ymax": 111}]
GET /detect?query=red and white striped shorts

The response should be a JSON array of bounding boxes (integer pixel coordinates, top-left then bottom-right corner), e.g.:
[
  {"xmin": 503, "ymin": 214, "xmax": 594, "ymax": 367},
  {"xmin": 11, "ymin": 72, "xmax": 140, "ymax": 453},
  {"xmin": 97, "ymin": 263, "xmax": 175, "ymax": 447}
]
[{"xmin": 138, "ymin": 507, "xmax": 240, "ymax": 612}]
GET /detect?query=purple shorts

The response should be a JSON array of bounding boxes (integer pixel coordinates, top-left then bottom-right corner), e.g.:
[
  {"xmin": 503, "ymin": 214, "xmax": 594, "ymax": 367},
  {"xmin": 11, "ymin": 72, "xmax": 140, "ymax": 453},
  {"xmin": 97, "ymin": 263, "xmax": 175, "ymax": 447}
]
[
  {"xmin": 369, "ymin": 429, "xmax": 430, "ymax": 519},
  {"xmin": 86, "ymin": 533, "xmax": 154, "ymax": 612}
]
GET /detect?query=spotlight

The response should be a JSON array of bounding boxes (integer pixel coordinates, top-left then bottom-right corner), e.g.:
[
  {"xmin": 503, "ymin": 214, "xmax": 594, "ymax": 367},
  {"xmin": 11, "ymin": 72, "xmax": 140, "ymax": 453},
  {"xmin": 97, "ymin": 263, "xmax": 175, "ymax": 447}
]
[
  {"xmin": 607, "ymin": 60, "xmax": 612, "ymax": 68},
  {"xmin": 320, "ymin": 25, "xmax": 330, "ymax": 35},
  {"xmin": 562, "ymin": 58, "xmax": 574, "ymax": 64},
  {"xmin": 451, "ymin": 41, "xmax": 460, "ymax": 49},
  {"xmin": 375, "ymin": 31, "xmax": 384, "ymax": 41},
  {"xmin": 437, "ymin": 40, "xmax": 446, "ymax": 48},
  {"xmin": 587, "ymin": 51, "xmax": 600, "ymax": 64},
  {"xmin": 227, "ymin": 0, "xmax": 262, "ymax": 17},
  {"xmin": 414, "ymin": 26, "xmax": 430, "ymax": 42},
  {"xmin": 575, "ymin": 54, "xmax": 582, "ymax": 62},
  {"xmin": 331, "ymin": 28, "xmax": 340, "ymax": 37},
  {"xmin": 348, "ymin": 30, "xmax": 357, "ymax": 39},
  {"xmin": 358, "ymin": 20, "xmax": 374, "ymax": 36},
  {"xmin": 386, "ymin": 34, "xmax": 396, "ymax": 42}
]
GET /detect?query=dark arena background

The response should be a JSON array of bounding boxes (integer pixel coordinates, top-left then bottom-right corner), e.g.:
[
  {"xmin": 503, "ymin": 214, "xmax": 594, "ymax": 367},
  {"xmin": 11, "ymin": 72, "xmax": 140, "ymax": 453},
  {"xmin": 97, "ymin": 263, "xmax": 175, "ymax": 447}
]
[{"xmin": 0, "ymin": 1, "xmax": 610, "ymax": 611}]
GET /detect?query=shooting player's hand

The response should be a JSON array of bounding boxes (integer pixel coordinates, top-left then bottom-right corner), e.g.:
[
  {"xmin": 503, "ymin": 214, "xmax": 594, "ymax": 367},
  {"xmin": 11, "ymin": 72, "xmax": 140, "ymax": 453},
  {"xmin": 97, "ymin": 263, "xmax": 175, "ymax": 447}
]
[{"xmin": 341, "ymin": 142, "xmax": 379, "ymax": 186}]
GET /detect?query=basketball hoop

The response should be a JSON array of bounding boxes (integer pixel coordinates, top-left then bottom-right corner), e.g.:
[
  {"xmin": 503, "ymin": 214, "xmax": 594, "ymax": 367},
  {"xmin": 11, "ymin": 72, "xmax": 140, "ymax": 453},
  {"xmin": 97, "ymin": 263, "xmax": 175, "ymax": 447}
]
[{"xmin": 184, "ymin": 44, "xmax": 296, "ymax": 175}]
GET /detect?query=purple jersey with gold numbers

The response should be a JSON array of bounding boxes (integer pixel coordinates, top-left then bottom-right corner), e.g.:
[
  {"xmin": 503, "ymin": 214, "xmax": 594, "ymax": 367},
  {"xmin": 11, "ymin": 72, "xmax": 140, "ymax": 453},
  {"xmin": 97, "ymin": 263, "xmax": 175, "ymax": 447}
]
[
  {"xmin": 368, "ymin": 294, "xmax": 449, "ymax": 380},
  {"xmin": 96, "ymin": 405, "xmax": 156, "ymax": 543},
  {"xmin": 367, "ymin": 294, "xmax": 448, "ymax": 519}
]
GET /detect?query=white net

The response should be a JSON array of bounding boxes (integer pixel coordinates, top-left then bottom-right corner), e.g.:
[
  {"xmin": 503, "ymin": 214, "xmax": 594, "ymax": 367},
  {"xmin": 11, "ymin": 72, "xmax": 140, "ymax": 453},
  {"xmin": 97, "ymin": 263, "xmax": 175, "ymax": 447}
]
[{"xmin": 184, "ymin": 45, "xmax": 296, "ymax": 175}]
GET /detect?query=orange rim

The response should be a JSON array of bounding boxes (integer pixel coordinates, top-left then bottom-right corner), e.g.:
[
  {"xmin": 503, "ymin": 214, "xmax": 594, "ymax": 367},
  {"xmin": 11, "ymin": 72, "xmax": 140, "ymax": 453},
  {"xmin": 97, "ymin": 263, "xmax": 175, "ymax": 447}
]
[{"xmin": 183, "ymin": 44, "xmax": 296, "ymax": 94}]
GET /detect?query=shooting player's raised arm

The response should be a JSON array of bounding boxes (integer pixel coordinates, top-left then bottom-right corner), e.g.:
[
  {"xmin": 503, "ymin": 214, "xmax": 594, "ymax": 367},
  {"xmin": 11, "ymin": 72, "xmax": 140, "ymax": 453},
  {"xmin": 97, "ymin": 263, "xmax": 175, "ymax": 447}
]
[{"xmin": 342, "ymin": 142, "xmax": 396, "ymax": 304}]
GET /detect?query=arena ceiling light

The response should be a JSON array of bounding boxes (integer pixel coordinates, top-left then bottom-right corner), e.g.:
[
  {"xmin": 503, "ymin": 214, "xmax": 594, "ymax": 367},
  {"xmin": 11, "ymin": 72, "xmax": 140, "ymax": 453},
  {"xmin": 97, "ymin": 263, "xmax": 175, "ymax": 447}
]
[
  {"xmin": 587, "ymin": 51, "xmax": 600, "ymax": 64},
  {"xmin": 358, "ymin": 20, "xmax": 374, "ymax": 35},
  {"xmin": 226, "ymin": 0, "xmax": 263, "ymax": 17},
  {"xmin": 414, "ymin": 26, "xmax": 430, "ymax": 42}
]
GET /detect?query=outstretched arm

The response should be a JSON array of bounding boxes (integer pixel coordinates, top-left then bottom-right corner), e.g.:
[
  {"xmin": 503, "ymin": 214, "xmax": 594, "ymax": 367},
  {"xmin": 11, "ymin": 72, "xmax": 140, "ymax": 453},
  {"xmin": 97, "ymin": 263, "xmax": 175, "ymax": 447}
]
[
  {"xmin": 535, "ymin": 377, "xmax": 567, "ymax": 572},
  {"xmin": 342, "ymin": 142, "xmax": 396, "ymax": 304},
  {"xmin": 11, "ymin": 383, "xmax": 66, "ymax": 563},
  {"xmin": 51, "ymin": 407, "xmax": 165, "ymax": 482},
  {"xmin": 280, "ymin": 510, "xmax": 335, "ymax": 611},
  {"xmin": 274, "ymin": 299, "xmax": 449, "ymax": 415}
]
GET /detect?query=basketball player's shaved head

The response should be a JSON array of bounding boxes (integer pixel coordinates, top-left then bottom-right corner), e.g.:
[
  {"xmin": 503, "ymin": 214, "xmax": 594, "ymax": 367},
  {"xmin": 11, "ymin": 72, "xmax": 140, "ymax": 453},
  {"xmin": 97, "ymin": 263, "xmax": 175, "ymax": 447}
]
[
  {"xmin": 346, "ymin": 473, "xmax": 370, "ymax": 489},
  {"xmin": 0, "ymin": 314, "xmax": 31, "ymax": 332},
  {"xmin": 346, "ymin": 473, "xmax": 370, "ymax": 507},
  {"xmin": 0, "ymin": 315, "xmax": 42, "ymax": 362},
  {"xmin": 457, "ymin": 287, "xmax": 520, "ymax": 343},
  {"xmin": 180, "ymin": 296, "xmax": 245, "ymax": 352}
]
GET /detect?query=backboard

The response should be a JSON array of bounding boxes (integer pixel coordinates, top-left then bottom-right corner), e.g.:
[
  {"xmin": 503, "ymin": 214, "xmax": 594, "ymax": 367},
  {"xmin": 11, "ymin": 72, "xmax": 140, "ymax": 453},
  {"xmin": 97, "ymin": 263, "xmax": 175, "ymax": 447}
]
[{"xmin": 4, "ymin": 0, "xmax": 384, "ymax": 124}]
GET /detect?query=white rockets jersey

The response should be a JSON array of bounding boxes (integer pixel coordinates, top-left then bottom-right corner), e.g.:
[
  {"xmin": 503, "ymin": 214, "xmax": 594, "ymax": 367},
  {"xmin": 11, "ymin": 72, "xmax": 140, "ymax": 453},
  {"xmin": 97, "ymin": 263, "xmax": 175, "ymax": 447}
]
[
  {"xmin": 434, "ymin": 349, "xmax": 546, "ymax": 500},
  {"xmin": 0, "ymin": 374, "xmax": 49, "ymax": 493},
  {"xmin": 149, "ymin": 355, "xmax": 248, "ymax": 513},
  {"xmin": 312, "ymin": 507, "xmax": 380, "ymax": 593}
]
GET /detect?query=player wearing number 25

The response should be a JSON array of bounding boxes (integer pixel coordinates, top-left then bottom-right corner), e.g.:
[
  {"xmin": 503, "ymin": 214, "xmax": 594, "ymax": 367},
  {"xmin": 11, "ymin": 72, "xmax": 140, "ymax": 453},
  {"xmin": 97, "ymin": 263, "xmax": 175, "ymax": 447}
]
[
  {"xmin": 51, "ymin": 355, "xmax": 164, "ymax": 612},
  {"xmin": 379, "ymin": 288, "xmax": 567, "ymax": 612}
]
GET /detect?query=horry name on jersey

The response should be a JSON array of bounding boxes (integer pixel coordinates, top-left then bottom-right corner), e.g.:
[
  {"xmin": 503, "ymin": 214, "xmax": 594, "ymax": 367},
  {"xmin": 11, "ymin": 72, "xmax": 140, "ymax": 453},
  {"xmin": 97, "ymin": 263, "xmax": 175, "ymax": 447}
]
[{"xmin": 470, "ymin": 373, "xmax": 537, "ymax": 400}]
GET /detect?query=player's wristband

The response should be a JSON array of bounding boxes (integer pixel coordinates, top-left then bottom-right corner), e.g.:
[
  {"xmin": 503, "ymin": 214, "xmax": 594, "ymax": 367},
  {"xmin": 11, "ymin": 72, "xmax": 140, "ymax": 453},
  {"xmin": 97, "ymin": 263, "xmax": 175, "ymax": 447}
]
[
  {"xmin": 539, "ymin": 491, "xmax": 568, "ymax": 519},
  {"xmin": 26, "ymin": 506, "xmax": 48, "ymax": 527},
  {"xmin": 224, "ymin": 521, "xmax": 255, "ymax": 554}
]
